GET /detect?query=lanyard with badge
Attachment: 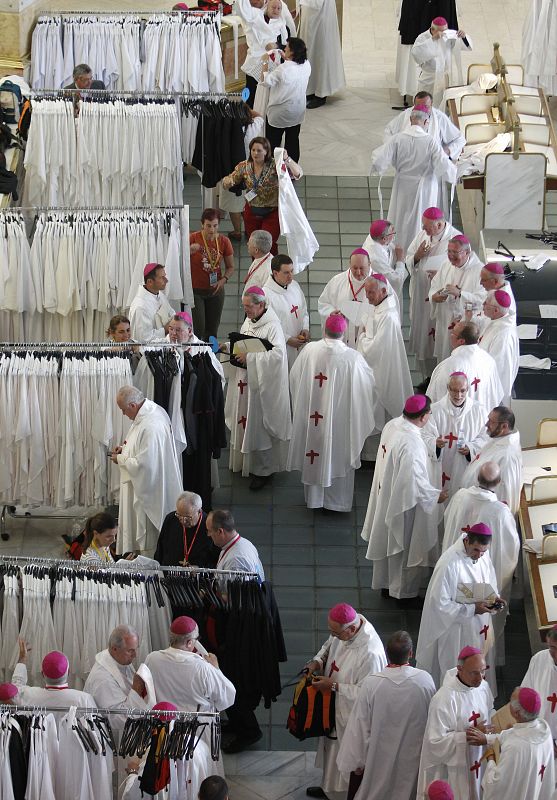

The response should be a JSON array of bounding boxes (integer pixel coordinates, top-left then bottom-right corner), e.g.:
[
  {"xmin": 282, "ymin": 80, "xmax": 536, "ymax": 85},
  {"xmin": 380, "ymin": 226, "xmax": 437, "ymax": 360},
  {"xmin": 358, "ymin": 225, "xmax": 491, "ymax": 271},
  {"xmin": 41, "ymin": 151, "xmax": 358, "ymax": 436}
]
[
  {"xmin": 201, "ymin": 231, "xmax": 221, "ymax": 287},
  {"xmin": 245, "ymin": 163, "xmax": 269, "ymax": 202}
]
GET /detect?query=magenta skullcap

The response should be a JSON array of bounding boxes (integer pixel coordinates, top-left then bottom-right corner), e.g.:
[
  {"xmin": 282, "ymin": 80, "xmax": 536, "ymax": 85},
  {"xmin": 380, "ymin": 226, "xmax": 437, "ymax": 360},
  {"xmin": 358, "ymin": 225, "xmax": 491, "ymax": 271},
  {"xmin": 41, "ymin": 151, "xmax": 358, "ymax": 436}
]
[
  {"xmin": 325, "ymin": 314, "xmax": 348, "ymax": 334},
  {"xmin": 175, "ymin": 311, "xmax": 193, "ymax": 326},
  {"xmin": 371, "ymin": 272, "xmax": 387, "ymax": 284},
  {"xmin": 351, "ymin": 247, "xmax": 370, "ymax": 258},
  {"xmin": 432, "ymin": 16, "xmax": 448, "ymax": 25},
  {"xmin": 483, "ymin": 262, "xmax": 505, "ymax": 275},
  {"xmin": 174, "ymin": 2, "xmax": 189, "ymax": 8},
  {"xmin": 413, "ymin": 104, "xmax": 431, "ymax": 114},
  {"xmin": 369, "ymin": 219, "xmax": 390, "ymax": 238},
  {"xmin": 518, "ymin": 687, "xmax": 541, "ymax": 715},
  {"xmin": 458, "ymin": 646, "xmax": 483, "ymax": 660},
  {"xmin": 404, "ymin": 394, "xmax": 427, "ymax": 414},
  {"xmin": 494, "ymin": 289, "xmax": 512, "ymax": 309},
  {"xmin": 423, "ymin": 207, "xmax": 444, "ymax": 220},
  {"xmin": 427, "ymin": 781, "xmax": 454, "ymax": 800},
  {"xmin": 144, "ymin": 262, "xmax": 160, "ymax": 278},
  {"xmin": 42, "ymin": 651, "xmax": 69, "ymax": 679},
  {"xmin": 449, "ymin": 371, "xmax": 467, "ymax": 378},
  {"xmin": 451, "ymin": 234, "xmax": 470, "ymax": 246},
  {"xmin": 170, "ymin": 616, "xmax": 198, "ymax": 635},
  {"xmin": 329, "ymin": 603, "xmax": 358, "ymax": 625},
  {"xmin": 245, "ymin": 285, "xmax": 265, "ymax": 297},
  {"xmin": 0, "ymin": 683, "xmax": 18, "ymax": 701},
  {"xmin": 153, "ymin": 701, "xmax": 178, "ymax": 720},
  {"xmin": 469, "ymin": 522, "xmax": 492, "ymax": 537}
]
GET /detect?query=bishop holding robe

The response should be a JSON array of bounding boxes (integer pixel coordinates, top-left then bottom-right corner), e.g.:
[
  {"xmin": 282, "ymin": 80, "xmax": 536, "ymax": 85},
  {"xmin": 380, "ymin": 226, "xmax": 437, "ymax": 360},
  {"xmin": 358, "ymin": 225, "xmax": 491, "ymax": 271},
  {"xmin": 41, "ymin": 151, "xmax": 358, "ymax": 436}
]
[{"xmin": 317, "ymin": 249, "xmax": 371, "ymax": 349}]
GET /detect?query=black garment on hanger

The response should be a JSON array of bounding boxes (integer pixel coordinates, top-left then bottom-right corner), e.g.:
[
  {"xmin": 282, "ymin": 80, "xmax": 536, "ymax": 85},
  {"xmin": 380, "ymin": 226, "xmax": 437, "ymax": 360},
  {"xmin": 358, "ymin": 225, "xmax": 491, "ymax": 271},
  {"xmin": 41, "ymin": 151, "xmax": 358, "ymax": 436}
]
[
  {"xmin": 398, "ymin": 0, "xmax": 459, "ymax": 45},
  {"xmin": 8, "ymin": 718, "xmax": 27, "ymax": 800},
  {"xmin": 144, "ymin": 350, "xmax": 180, "ymax": 413},
  {"xmin": 191, "ymin": 100, "xmax": 250, "ymax": 188}
]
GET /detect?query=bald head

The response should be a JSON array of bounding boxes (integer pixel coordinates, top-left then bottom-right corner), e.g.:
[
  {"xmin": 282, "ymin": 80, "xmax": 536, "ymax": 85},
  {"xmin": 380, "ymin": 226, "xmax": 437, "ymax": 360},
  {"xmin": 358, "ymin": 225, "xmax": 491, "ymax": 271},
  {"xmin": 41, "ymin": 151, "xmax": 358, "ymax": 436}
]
[{"xmin": 478, "ymin": 461, "xmax": 501, "ymax": 490}]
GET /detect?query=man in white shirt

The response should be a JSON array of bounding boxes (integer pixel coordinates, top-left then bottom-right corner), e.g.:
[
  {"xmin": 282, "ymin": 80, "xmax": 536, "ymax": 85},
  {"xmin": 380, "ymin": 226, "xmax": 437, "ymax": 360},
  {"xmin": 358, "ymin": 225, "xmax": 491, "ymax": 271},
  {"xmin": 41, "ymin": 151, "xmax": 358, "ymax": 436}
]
[
  {"xmin": 129, "ymin": 263, "xmax": 175, "ymax": 342},
  {"xmin": 478, "ymin": 290, "xmax": 519, "ymax": 406},
  {"xmin": 264, "ymin": 254, "xmax": 310, "ymax": 369},
  {"xmin": 317, "ymin": 248, "xmax": 371, "ymax": 348},
  {"xmin": 243, "ymin": 230, "xmax": 274, "ymax": 289},
  {"xmin": 521, "ymin": 627, "xmax": 557, "ymax": 752},
  {"xmin": 411, "ymin": 17, "xmax": 472, "ymax": 106},
  {"xmin": 361, "ymin": 220, "xmax": 407, "ymax": 313},
  {"xmin": 206, "ymin": 508, "xmax": 265, "ymax": 580},
  {"xmin": 13, "ymin": 647, "xmax": 96, "ymax": 714},
  {"xmin": 385, "ymin": 90, "xmax": 465, "ymax": 160}
]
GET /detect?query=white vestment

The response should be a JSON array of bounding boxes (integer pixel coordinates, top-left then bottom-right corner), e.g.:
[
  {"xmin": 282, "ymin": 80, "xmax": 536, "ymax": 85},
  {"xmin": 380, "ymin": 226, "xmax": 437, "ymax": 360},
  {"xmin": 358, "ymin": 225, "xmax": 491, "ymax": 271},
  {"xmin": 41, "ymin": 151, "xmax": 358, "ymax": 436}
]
[
  {"xmin": 298, "ymin": 0, "xmax": 345, "ymax": 98},
  {"xmin": 522, "ymin": 0, "xmax": 557, "ymax": 96},
  {"xmin": 129, "ymin": 285, "xmax": 175, "ymax": 342},
  {"xmin": 416, "ymin": 538, "xmax": 499, "ymax": 694},
  {"xmin": 522, "ymin": 650, "xmax": 557, "ymax": 742},
  {"xmin": 317, "ymin": 270, "xmax": 370, "ymax": 349},
  {"xmin": 384, "ymin": 106, "xmax": 466, "ymax": 160},
  {"xmin": 428, "ymin": 344, "xmax": 504, "ymax": 410},
  {"xmin": 371, "ymin": 127, "xmax": 457, "ymax": 251},
  {"xmin": 360, "ymin": 237, "xmax": 406, "ymax": 313},
  {"xmin": 83, "ymin": 650, "xmax": 151, "ymax": 719},
  {"xmin": 406, "ymin": 221, "xmax": 461, "ymax": 368},
  {"xmin": 263, "ymin": 276, "xmax": 309, "ymax": 370},
  {"xmin": 422, "ymin": 395, "xmax": 488, "ymax": 499},
  {"xmin": 12, "ymin": 663, "xmax": 96, "ymax": 718},
  {"xmin": 428, "ymin": 253, "xmax": 486, "ymax": 361},
  {"xmin": 411, "ymin": 30, "xmax": 473, "ymax": 106},
  {"xmin": 117, "ymin": 399, "xmax": 183, "ymax": 554},
  {"xmin": 243, "ymin": 253, "xmax": 273, "ymax": 290},
  {"xmin": 417, "ymin": 668, "xmax": 494, "ymax": 800},
  {"xmin": 337, "ymin": 665, "xmax": 436, "ymax": 800},
  {"xmin": 362, "ymin": 417, "xmax": 440, "ymax": 598},
  {"xmin": 225, "ymin": 305, "xmax": 292, "ymax": 477},
  {"xmin": 482, "ymin": 720, "xmax": 555, "ymax": 800},
  {"xmin": 479, "ymin": 315, "xmax": 519, "ymax": 406},
  {"xmin": 460, "ymin": 431, "xmax": 522, "ymax": 514},
  {"xmin": 312, "ymin": 616, "xmax": 386, "ymax": 794},
  {"xmin": 287, "ymin": 338, "xmax": 375, "ymax": 511}
]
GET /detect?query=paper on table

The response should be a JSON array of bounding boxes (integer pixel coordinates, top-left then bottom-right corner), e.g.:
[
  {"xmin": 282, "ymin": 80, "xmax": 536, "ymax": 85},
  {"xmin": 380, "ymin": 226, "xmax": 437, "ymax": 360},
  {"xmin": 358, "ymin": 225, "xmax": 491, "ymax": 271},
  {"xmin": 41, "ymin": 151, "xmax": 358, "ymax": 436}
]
[
  {"xmin": 539, "ymin": 305, "xmax": 557, "ymax": 318},
  {"xmin": 519, "ymin": 354, "xmax": 551, "ymax": 369},
  {"xmin": 525, "ymin": 254, "xmax": 550, "ymax": 271},
  {"xmin": 517, "ymin": 324, "xmax": 539, "ymax": 339}
]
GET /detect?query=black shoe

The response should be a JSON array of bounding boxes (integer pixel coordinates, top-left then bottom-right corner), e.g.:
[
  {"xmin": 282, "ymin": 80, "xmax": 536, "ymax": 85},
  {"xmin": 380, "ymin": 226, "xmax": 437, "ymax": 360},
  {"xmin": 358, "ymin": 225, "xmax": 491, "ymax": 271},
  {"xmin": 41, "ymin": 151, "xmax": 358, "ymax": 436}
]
[
  {"xmin": 380, "ymin": 588, "xmax": 390, "ymax": 599},
  {"xmin": 221, "ymin": 732, "xmax": 262, "ymax": 753},
  {"xmin": 306, "ymin": 96, "xmax": 327, "ymax": 109},
  {"xmin": 306, "ymin": 93, "xmax": 316, "ymax": 100},
  {"xmin": 249, "ymin": 474, "xmax": 271, "ymax": 491},
  {"xmin": 306, "ymin": 789, "xmax": 328, "ymax": 799}
]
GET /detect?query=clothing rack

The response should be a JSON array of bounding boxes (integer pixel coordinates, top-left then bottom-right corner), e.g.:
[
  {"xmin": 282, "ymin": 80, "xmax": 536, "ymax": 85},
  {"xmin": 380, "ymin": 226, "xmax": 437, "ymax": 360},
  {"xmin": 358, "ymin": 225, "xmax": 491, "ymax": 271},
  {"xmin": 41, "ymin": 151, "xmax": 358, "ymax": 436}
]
[
  {"xmin": 0, "ymin": 704, "xmax": 220, "ymax": 719},
  {"xmin": 30, "ymin": 89, "xmax": 242, "ymax": 99},
  {"xmin": 0, "ymin": 341, "xmax": 213, "ymax": 349},
  {"xmin": 0, "ymin": 205, "xmax": 185, "ymax": 213},
  {"xmin": 40, "ymin": 9, "xmax": 218, "ymax": 16}
]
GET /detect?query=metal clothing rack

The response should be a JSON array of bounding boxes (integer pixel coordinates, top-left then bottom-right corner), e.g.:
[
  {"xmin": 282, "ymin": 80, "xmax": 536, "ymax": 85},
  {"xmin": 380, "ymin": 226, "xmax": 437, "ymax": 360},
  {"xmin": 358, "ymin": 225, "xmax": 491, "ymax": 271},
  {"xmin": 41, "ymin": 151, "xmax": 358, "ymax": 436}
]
[
  {"xmin": 40, "ymin": 9, "xmax": 218, "ymax": 17},
  {"xmin": 0, "ymin": 703, "xmax": 220, "ymax": 719},
  {"xmin": 0, "ymin": 341, "xmax": 212, "ymax": 349},
  {"xmin": 31, "ymin": 88, "xmax": 242, "ymax": 99},
  {"xmin": 0, "ymin": 205, "xmax": 185, "ymax": 213}
]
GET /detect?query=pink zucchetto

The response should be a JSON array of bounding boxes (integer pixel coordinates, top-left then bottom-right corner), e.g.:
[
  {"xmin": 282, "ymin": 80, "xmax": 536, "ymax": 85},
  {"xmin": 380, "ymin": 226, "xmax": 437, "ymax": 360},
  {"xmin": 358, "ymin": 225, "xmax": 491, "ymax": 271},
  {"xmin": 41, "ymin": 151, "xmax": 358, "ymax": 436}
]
[
  {"xmin": 458, "ymin": 646, "xmax": 483, "ymax": 661},
  {"xmin": 329, "ymin": 603, "xmax": 358, "ymax": 625},
  {"xmin": 469, "ymin": 522, "xmax": 492, "ymax": 537},
  {"xmin": 153, "ymin": 701, "xmax": 178, "ymax": 720},
  {"xmin": 427, "ymin": 781, "xmax": 454, "ymax": 800},
  {"xmin": 483, "ymin": 262, "xmax": 505, "ymax": 275},
  {"xmin": 144, "ymin": 262, "xmax": 160, "ymax": 278},
  {"xmin": 423, "ymin": 207, "xmax": 444, "ymax": 220},
  {"xmin": 451, "ymin": 235, "xmax": 470, "ymax": 246},
  {"xmin": 432, "ymin": 16, "xmax": 448, "ymax": 26},
  {"xmin": 369, "ymin": 220, "xmax": 391, "ymax": 238},
  {"xmin": 413, "ymin": 104, "xmax": 431, "ymax": 114},
  {"xmin": 449, "ymin": 371, "xmax": 467, "ymax": 378},
  {"xmin": 170, "ymin": 616, "xmax": 198, "ymax": 635},
  {"xmin": 0, "ymin": 683, "xmax": 18, "ymax": 701},
  {"xmin": 371, "ymin": 273, "xmax": 387, "ymax": 284},
  {"xmin": 494, "ymin": 289, "xmax": 512, "ymax": 308},
  {"xmin": 325, "ymin": 314, "xmax": 348, "ymax": 334},
  {"xmin": 350, "ymin": 248, "xmax": 370, "ymax": 258},
  {"xmin": 42, "ymin": 651, "xmax": 69, "ymax": 679},
  {"xmin": 175, "ymin": 311, "xmax": 193, "ymax": 326},
  {"xmin": 518, "ymin": 687, "xmax": 541, "ymax": 715},
  {"xmin": 245, "ymin": 285, "xmax": 265, "ymax": 297},
  {"xmin": 404, "ymin": 394, "xmax": 428, "ymax": 414}
]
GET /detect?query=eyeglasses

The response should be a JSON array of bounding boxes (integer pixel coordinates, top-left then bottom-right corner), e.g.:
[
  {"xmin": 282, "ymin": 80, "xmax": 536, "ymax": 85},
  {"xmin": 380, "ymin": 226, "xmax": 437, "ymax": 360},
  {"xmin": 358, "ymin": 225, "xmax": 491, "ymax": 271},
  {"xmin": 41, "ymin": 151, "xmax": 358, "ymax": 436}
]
[{"xmin": 175, "ymin": 512, "xmax": 197, "ymax": 522}]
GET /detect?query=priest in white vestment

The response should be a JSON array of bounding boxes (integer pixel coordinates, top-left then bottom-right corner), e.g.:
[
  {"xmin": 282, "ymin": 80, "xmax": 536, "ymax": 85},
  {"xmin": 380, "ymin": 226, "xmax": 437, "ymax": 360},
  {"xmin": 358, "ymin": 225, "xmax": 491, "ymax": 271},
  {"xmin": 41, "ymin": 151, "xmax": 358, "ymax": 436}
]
[
  {"xmin": 287, "ymin": 314, "xmax": 375, "ymax": 512},
  {"xmin": 429, "ymin": 236, "xmax": 485, "ymax": 362},
  {"xmin": 417, "ymin": 647, "xmax": 494, "ymax": 800},
  {"xmin": 460, "ymin": 406, "xmax": 522, "ymax": 514},
  {"xmin": 129, "ymin": 263, "xmax": 175, "ymax": 342},
  {"xmin": 406, "ymin": 206, "xmax": 461, "ymax": 376},
  {"xmin": 370, "ymin": 105, "xmax": 457, "ymax": 251},
  {"xmin": 522, "ymin": 0, "xmax": 557, "ymax": 95},
  {"xmin": 337, "ymin": 630, "xmax": 435, "ymax": 800},
  {"xmin": 361, "ymin": 220, "xmax": 407, "ymax": 313},
  {"xmin": 521, "ymin": 627, "xmax": 557, "ymax": 750},
  {"xmin": 478, "ymin": 290, "xmax": 519, "ymax": 406},
  {"xmin": 385, "ymin": 91, "xmax": 465, "ymax": 159},
  {"xmin": 427, "ymin": 321, "xmax": 504, "ymax": 409},
  {"xmin": 317, "ymin": 249, "xmax": 371, "ymax": 349},
  {"xmin": 304, "ymin": 603, "xmax": 386, "ymax": 799},
  {"xmin": 113, "ymin": 386, "xmax": 183, "ymax": 555},
  {"xmin": 299, "ymin": 0, "xmax": 345, "ymax": 108},
  {"xmin": 422, "ymin": 372, "xmax": 487, "ymax": 500},
  {"xmin": 13, "ymin": 649, "xmax": 96, "ymax": 716},
  {"xmin": 416, "ymin": 524, "xmax": 505, "ymax": 695},
  {"xmin": 362, "ymin": 394, "xmax": 448, "ymax": 600},
  {"xmin": 224, "ymin": 285, "xmax": 292, "ymax": 490},
  {"xmin": 243, "ymin": 230, "xmax": 274, "ymax": 289},
  {"xmin": 411, "ymin": 18, "xmax": 472, "ymax": 106},
  {"xmin": 479, "ymin": 262, "xmax": 516, "ymax": 315},
  {"xmin": 263, "ymin": 254, "xmax": 309, "ymax": 370}
]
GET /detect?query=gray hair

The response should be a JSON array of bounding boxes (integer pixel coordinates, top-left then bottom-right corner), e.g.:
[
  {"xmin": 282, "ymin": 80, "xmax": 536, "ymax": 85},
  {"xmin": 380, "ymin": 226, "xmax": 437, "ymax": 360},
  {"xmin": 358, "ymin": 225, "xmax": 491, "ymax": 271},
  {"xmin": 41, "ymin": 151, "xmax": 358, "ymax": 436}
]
[
  {"xmin": 109, "ymin": 624, "xmax": 138, "ymax": 650},
  {"xmin": 170, "ymin": 630, "xmax": 198, "ymax": 647},
  {"xmin": 510, "ymin": 695, "xmax": 539, "ymax": 722},
  {"xmin": 324, "ymin": 327, "xmax": 344, "ymax": 340},
  {"xmin": 117, "ymin": 385, "xmax": 144, "ymax": 405},
  {"xmin": 410, "ymin": 109, "xmax": 430, "ymax": 124},
  {"xmin": 45, "ymin": 672, "xmax": 68, "ymax": 686},
  {"xmin": 243, "ymin": 291, "xmax": 266, "ymax": 306},
  {"xmin": 176, "ymin": 491, "xmax": 202, "ymax": 511},
  {"xmin": 73, "ymin": 63, "xmax": 93, "ymax": 80},
  {"xmin": 249, "ymin": 229, "xmax": 273, "ymax": 254},
  {"xmin": 449, "ymin": 235, "xmax": 471, "ymax": 252}
]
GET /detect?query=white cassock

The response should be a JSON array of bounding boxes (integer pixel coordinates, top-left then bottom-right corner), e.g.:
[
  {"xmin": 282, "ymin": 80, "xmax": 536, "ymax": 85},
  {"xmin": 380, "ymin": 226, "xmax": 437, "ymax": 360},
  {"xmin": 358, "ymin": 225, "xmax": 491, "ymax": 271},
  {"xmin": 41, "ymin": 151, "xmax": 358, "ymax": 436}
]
[
  {"xmin": 129, "ymin": 285, "xmax": 175, "ymax": 342},
  {"xmin": 287, "ymin": 338, "xmax": 375, "ymax": 511},
  {"xmin": 116, "ymin": 399, "xmax": 183, "ymax": 554},
  {"xmin": 263, "ymin": 276, "xmax": 309, "ymax": 370},
  {"xmin": 460, "ymin": 431, "xmax": 522, "ymax": 514},
  {"xmin": 311, "ymin": 615, "xmax": 386, "ymax": 796},
  {"xmin": 83, "ymin": 650, "xmax": 152, "ymax": 721},
  {"xmin": 337, "ymin": 665, "xmax": 436, "ymax": 800},
  {"xmin": 298, "ymin": 0, "xmax": 345, "ymax": 99},
  {"xmin": 225, "ymin": 305, "xmax": 292, "ymax": 477},
  {"xmin": 384, "ymin": 106, "xmax": 466, "ymax": 160},
  {"xmin": 428, "ymin": 344, "xmax": 504, "ymax": 410},
  {"xmin": 360, "ymin": 416, "xmax": 405, "ymax": 542},
  {"xmin": 417, "ymin": 667, "xmax": 494, "ymax": 800},
  {"xmin": 428, "ymin": 253, "xmax": 486, "ymax": 362},
  {"xmin": 522, "ymin": 649, "xmax": 557, "ymax": 743},
  {"xmin": 362, "ymin": 417, "xmax": 440, "ymax": 599},
  {"xmin": 411, "ymin": 30, "xmax": 473, "ymax": 107},
  {"xmin": 12, "ymin": 663, "xmax": 96, "ymax": 718},
  {"xmin": 482, "ymin": 720, "xmax": 555, "ymax": 800},
  {"xmin": 317, "ymin": 270, "xmax": 370, "ymax": 349},
  {"xmin": 406, "ymin": 220, "xmax": 461, "ymax": 369},
  {"xmin": 415, "ymin": 537, "xmax": 499, "ymax": 695},
  {"xmin": 360, "ymin": 237, "xmax": 407, "ymax": 314},
  {"xmin": 422, "ymin": 395, "xmax": 488, "ymax": 499},
  {"xmin": 371, "ymin": 128, "xmax": 457, "ymax": 251},
  {"xmin": 479, "ymin": 316, "xmax": 519, "ymax": 406},
  {"xmin": 243, "ymin": 253, "xmax": 273, "ymax": 291},
  {"xmin": 522, "ymin": 0, "xmax": 557, "ymax": 96}
]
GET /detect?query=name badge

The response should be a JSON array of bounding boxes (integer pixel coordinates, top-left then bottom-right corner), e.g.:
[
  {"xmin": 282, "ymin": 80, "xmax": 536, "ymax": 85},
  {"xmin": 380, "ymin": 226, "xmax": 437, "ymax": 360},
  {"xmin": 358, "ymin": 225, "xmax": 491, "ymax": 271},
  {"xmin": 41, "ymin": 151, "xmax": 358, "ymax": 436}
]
[
  {"xmin": 209, "ymin": 271, "xmax": 218, "ymax": 287},
  {"xmin": 244, "ymin": 189, "xmax": 257, "ymax": 202}
]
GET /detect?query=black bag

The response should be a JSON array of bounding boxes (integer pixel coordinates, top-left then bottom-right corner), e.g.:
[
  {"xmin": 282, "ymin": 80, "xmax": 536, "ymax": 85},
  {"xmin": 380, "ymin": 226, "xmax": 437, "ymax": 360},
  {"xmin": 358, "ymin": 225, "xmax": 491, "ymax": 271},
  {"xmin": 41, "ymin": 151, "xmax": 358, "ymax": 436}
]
[
  {"xmin": 286, "ymin": 674, "xmax": 336, "ymax": 741},
  {"xmin": 0, "ymin": 80, "xmax": 23, "ymax": 125},
  {"xmin": 0, "ymin": 166, "xmax": 18, "ymax": 200}
]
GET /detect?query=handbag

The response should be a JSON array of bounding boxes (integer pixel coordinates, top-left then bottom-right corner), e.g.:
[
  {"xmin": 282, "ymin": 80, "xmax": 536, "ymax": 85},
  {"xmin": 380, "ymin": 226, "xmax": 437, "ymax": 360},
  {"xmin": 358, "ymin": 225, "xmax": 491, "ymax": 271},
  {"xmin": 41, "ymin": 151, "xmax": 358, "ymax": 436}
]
[{"xmin": 286, "ymin": 673, "xmax": 336, "ymax": 741}]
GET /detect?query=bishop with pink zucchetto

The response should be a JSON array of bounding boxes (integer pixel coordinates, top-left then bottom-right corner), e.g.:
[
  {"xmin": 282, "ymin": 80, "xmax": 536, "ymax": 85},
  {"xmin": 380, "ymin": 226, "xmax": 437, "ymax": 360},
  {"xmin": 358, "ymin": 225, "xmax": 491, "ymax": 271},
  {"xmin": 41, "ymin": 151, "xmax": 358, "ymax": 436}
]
[
  {"xmin": 411, "ymin": 16, "xmax": 472, "ymax": 107},
  {"xmin": 361, "ymin": 218, "xmax": 408, "ymax": 313},
  {"xmin": 318, "ymin": 248, "xmax": 372, "ymax": 349}
]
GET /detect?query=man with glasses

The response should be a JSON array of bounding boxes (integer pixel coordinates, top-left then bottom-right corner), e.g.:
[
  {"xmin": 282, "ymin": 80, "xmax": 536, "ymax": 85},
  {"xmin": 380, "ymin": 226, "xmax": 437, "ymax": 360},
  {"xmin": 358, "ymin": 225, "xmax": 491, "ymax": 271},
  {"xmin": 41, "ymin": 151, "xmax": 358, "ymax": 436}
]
[
  {"xmin": 154, "ymin": 491, "xmax": 219, "ymax": 568},
  {"xmin": 362, "ymin": 219, "xmax": 407, "ymax": 314},
  {"xmin": 303, "ymin": 603, "xmax": 386, "ymax": 800}
]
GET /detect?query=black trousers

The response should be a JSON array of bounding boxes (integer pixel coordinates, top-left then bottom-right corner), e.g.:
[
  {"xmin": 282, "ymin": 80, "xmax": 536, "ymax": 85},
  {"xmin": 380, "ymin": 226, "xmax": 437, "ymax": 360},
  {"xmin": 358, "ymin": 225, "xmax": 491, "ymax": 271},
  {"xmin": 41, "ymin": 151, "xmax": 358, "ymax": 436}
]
[
  {"xmin": 245, "ymin": 75, "xmax": 258, "ymax": 108},
  {"xmin": 265, "ymin": 121, "xmax": 301, "ymax": 163},
  {"xmin": 226, "ymin": 695, "xmax": 262, "ymax": 740}
]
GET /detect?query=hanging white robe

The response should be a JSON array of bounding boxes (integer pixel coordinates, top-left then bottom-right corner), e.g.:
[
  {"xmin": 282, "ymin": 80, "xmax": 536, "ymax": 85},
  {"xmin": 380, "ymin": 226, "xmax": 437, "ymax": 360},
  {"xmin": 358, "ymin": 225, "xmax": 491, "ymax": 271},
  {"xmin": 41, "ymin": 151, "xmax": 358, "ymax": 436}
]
[
  {"xmin": 263, "ymin": 276, "xmax": 310, "ymax": 369},
  {"xmin": 417, "ymin": 668, "xmax": 494, "ymax": 800},
  {"xmin": 522, "ymin": 0, "xmax": 557, "ymax": 96},
  {"xmin": 225, "ymin": 305, "xmax": 292, "ymax": 477},
  {"xmin": 384, "ymin": 106, "xmax": 466, "ymax": 160},
  {"xmin": 117, "ymin": 399, "xmax": 183, "ymax": 554},
  {"xmin": 337, "ymin": 665, "xmax": 436, "ymax": 800},
  {"xmin": 312, "ymin": 616, "xmax": 386, "ymax": 795},
  {"xmin": 243, "ymin": 253, "xmax": 273, "ymax": 290},
  {"xmin": 317, "ymin": 270, "xmax": 370, "ymax": 349},
  {"xmin": 482, "ymin": 720, "xmax": 555, "ymax": 800},
  {"xmin": 460, "ymin": 431, "xmax": 522, "ymax": 514},
  {"xmin": 479, "ymin": 315, "xmax": 519, "ymax": 406},
  {"xmin": 370, "ymin": 127, "xmax": 457, "ymax": 251},
  {"xmin": 522, "ymin": 649, "xmax": 557, "ymax": 743},
  {"xmin": 411, "ymin": 30, "xmax": 473, "ymax": 106},
  {"xmin": 415, "ymin": 538, "xmax": 499, "ymax": 694},
  {"xmin": 428, "ymin": 344, "xmax": 504, "ymax": 410},
  {"xmin": 422, "ymin": 395, "xmax": 488, "ymax": 499},
  {"xmin": 360, "ymin": 237, "xmax": 407, "ymax": 314},
  {"xmin": 275, "ymin": 148, "xmax": 318, "ymax": 272},
  {"xmin": 287, "ymin": 338, "xmax": 376, "ymax": 511},
  {"xmin": 428, "ymin": 253, "xmax": 486, "ymax": 361},
  {"xmin": 129, "ymin": 285, "xmax": 175, "ymax": 342},
  {"xmin": 362, "ymin": 417, "xmax": 441, "ymax": 599},
  {"xmin": 298, "ymin": 0, "xmax": 345, "ymax": 98}
]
